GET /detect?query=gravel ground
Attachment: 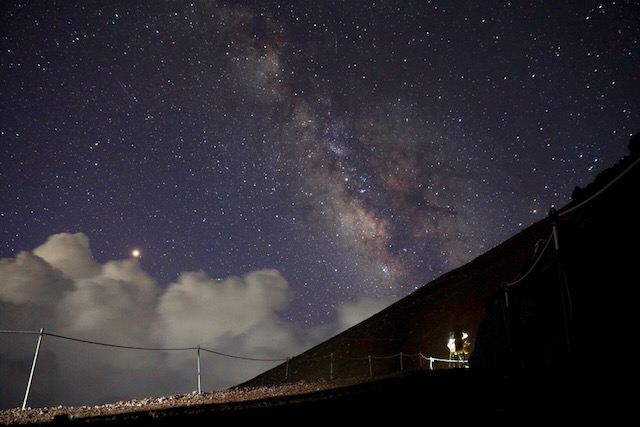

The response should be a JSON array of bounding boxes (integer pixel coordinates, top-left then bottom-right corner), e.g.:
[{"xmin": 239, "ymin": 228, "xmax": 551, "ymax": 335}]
[{"xmin": 0, "ymin": 377, "xmax": 371, "ymax": 425}]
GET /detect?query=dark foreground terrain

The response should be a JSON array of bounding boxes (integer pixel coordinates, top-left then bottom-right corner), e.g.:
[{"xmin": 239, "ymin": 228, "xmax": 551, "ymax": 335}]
[{"xmin": 0, "ymin": 368, "xmax": 610, "ymax": 425}]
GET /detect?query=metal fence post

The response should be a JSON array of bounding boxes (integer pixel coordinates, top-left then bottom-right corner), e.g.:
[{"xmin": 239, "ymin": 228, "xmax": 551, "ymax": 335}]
[
  {"xmin": 330, "ymin": 352, "xmax": 333, "ymax": 380},
  {"xmin": 197, "ymin": 346, "xmax": 202, "ymax": 394},
  {"xmin": 285, "ymin": 357, "xmax": 290, "ymax": 378},
  {"xmin": 22, "ymin": 328, "xmax": 44, "ymax": 410}
]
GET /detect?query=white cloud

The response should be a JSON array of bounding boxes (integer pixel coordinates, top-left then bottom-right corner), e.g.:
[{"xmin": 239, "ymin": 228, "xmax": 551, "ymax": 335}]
[
  {"xmin": 56, "ymin": 259, "xmax": 158, "ymax": 344},
  {"xmin": 0, "ymin": 251, "xmax": 72, "ymax": 307},
  {"xmin": 155, "ymin": 269, "xmax": 292, "ymax": 349},
  {"xmin": 0, "ymin": 232, "xmax": 389, "ymax": 409},
  {"xmin": 32, "ymin": 232, "xmax": 100, "ymax": 281}
]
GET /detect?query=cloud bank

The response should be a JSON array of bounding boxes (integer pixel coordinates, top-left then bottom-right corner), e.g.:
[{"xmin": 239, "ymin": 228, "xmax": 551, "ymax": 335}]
[{"xmin": 0, "ymin": 233, "xmax": 395, "ymax": 409}]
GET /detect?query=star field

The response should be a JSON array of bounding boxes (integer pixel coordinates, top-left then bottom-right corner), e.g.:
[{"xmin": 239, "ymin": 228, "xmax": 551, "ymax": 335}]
[{"xmin": 2, "ymin": 1, "xmax": 639, "ymax": 327}]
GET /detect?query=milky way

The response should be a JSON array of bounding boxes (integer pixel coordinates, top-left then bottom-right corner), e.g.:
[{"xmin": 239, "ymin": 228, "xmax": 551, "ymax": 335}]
[
  {"xmin": 2, "ymin": 1, "xmax": 638, "ymax": 324},
  {"xmin": 0, "ymin": 1, "xmax": 640, "ymax": 323},
  {"xmin": 1, "ymin": 0, "xmax": 639, "ymax": 409}
]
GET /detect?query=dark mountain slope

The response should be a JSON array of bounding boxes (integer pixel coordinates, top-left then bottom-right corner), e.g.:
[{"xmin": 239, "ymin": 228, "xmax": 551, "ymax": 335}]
[
  {"xmin": 240, "ymin": 217, "xmax": 552, "ymax": 386},
  {"xmin": 237, "ymin": 133, "xmax": 639, "ymax": 420},
  {"xmin": 471, "ymin": 132, "xmax": 640, "ymax": 378}
]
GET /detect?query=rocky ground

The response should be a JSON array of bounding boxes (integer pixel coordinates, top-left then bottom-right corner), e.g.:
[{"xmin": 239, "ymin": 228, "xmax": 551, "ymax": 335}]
[
  {"xmin": 0, "ymin": 367, "xmax": 618, "ymax": 425},
  {"xmin": 0, "ymin": 377, "xmax": 373, "ymax": 426}
]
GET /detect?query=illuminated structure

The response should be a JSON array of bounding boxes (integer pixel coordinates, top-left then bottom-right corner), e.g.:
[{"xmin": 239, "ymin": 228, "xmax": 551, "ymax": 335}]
[{"xmin": 447, "ymin": 331, "xmax": 470, "ymax": 367}]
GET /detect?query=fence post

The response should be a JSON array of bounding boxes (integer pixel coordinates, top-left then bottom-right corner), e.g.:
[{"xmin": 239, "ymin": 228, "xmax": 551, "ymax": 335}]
[
  {"xmin": 197, "ymin": 346, "xmax": 201, "ymax": 394},
  {"xmin": 330, "ymin": 353, "xmax": 333, "ymax": 380},
  {"xmin": 285, "ymin": 357, "xmax": 290, "ymax": 379},
  {"xmin": 368, "ymin": 355, "xmax": 372, "ymax": 377},
  {"xmin": 550, "ymin": 207, "xmax": 573, "ymax": 361},
  {"xmin": 22, "ymin": 328, "xmax": 44, "ymax": 410},
  {"xmin": 399, "ymin": 352, "xmax": 403, "ymax": 371}
]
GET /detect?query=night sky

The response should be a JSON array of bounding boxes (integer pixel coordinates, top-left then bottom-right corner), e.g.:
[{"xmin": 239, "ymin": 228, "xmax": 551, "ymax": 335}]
[{"xmin": 1, "ymin": 1, "xmax": 639, "ymax": 408}]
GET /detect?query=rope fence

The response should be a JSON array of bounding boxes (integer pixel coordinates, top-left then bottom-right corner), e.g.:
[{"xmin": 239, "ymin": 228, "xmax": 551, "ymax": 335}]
[
  {"xmin": 0, "ymin": 328, "xmax": 464, "ymax": 410},
  {"xmin": 495, "ymin": 140, "xmax": 640, "ymax": 370},
  {"xmin": 503, "ymin": 151, "xmax": 640, "ymax": 290}
]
